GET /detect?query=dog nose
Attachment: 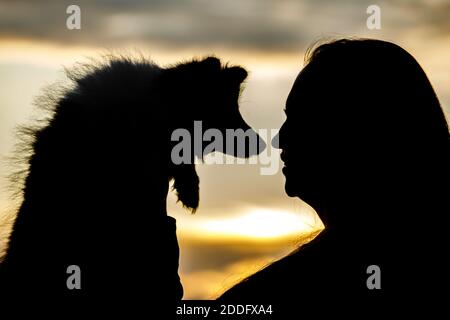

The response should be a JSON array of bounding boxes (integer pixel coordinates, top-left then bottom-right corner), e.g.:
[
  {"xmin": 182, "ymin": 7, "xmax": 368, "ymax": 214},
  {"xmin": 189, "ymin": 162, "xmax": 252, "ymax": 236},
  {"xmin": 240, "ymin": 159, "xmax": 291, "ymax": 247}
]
[{"xmin": 271, "ymin": 131, "xmax": 280, "ymax": 149}]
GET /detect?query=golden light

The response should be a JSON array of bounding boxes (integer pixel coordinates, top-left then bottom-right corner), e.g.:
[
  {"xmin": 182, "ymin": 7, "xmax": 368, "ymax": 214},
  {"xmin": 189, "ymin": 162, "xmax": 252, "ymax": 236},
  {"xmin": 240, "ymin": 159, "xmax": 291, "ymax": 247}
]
[{"xmin": 195, "ymin": 209, "xmax": 319, "ymax": 240}]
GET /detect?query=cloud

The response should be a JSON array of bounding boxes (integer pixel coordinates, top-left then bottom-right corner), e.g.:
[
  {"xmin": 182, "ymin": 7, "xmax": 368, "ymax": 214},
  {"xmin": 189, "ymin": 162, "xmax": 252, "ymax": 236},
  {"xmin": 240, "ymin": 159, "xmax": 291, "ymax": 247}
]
[
  {"xmin": 0, "ymin": 0, "xmax": 307, "ymax": 51},
  {"xmin": 1, "ymin": 0, "xmax": 450, "ymax": 52}
]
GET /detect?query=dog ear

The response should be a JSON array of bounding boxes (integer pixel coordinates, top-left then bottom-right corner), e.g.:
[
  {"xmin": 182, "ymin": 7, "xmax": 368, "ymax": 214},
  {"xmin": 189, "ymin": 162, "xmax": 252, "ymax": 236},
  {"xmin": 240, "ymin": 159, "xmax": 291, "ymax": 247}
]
[
  {"xmin": 224, "ymin": 66, "xmax": 248, "ymax": 84},
  {"xmin": 200, "ymin": 57, "xmax": 221, "ymax": 70}
]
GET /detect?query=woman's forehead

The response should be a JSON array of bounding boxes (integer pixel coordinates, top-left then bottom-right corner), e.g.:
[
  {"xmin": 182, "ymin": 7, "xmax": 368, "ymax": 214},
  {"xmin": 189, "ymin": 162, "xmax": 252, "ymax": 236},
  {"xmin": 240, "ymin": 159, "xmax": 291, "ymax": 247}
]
[{"xmin": 286, "ymin": 73, "xmax": 313, "ymax": 110}]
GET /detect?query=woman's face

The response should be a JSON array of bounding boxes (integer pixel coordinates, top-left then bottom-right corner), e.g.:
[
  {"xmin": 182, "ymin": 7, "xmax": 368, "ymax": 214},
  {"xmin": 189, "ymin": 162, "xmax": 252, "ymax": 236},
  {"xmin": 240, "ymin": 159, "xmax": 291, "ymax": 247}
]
[{"xmin": 275, "ymin": 72, "xmax": 328, "ymax": 209}]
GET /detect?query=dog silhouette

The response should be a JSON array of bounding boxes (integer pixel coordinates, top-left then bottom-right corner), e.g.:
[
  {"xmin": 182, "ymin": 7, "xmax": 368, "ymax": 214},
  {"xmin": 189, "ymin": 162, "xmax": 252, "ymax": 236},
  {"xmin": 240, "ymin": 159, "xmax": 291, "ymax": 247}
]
[{"xmin": 0, "ymin": 56, "xmax": 263, "ymax": 310}]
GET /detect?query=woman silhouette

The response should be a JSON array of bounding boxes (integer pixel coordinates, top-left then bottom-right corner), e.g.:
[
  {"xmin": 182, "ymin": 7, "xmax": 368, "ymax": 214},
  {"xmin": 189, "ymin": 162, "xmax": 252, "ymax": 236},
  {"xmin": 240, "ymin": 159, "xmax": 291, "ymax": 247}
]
[{"xmin": 220, "ymin": 39, "xmax": 449, "ymax": 311}]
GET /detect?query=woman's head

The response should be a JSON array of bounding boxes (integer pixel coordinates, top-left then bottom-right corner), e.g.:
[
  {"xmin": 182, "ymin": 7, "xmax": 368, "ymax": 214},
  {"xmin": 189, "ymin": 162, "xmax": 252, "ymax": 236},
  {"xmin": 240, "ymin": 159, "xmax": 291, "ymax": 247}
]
[
  {"xmin": 277, "ymin": 39, "xmax": 448, "ymax": 225},
  {"xmin": 221, "ymin": 39, "xmax": 448, "ymax": 301}
]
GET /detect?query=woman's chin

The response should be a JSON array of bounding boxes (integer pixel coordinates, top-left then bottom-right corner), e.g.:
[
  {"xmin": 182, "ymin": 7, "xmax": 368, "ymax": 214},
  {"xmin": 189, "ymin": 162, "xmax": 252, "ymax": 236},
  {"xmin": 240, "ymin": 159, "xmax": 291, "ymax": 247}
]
[
  {"xmin": 284, "ymin": 180, "xmax": 317, "ymax": 208},
  {"xmin": 284, "ymin": 180, "xmax": 298, "ymax": 197}
]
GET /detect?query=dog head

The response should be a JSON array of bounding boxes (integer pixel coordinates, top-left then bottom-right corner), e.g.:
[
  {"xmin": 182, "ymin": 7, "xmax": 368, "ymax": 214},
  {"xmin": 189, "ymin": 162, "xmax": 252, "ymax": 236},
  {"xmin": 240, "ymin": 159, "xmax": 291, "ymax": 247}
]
[{"xmin": 165, "ymin": 57, "xmax": 266, "ymax": 160}]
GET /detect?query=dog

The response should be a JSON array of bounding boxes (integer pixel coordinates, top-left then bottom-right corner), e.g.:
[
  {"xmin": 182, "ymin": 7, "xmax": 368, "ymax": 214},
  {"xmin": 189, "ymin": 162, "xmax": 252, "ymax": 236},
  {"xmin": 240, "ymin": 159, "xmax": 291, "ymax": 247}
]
[{"xmin": 0, "ymin": 56, "xmax": 263, "ymax": 308}]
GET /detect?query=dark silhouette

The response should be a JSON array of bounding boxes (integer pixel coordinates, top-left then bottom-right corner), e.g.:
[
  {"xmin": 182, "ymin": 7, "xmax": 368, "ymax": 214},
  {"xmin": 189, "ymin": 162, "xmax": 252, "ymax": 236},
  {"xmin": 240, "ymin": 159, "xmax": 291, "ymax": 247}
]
[
  {"xmin": 220, "ymin": 39, "xmax": 449, "ymax": 311},
  {"xmin": 0, "ymin": 56, "xmax": 261, "ymax": 310}
]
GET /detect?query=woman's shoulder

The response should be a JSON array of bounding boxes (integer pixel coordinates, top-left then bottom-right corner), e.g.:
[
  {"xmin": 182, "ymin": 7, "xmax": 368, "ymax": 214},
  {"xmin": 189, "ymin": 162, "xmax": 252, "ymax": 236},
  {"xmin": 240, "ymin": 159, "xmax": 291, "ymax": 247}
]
[{"xmin": 219, "ymin": 232, "xmax": 343, "ymax": 301}]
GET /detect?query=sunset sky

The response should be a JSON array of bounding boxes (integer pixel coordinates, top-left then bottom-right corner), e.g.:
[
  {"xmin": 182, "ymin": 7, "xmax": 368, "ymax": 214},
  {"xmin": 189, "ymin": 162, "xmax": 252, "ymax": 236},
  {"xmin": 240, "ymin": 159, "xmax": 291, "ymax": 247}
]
[{"xmin": 0, "ymin": 0, "xmax": 449, "ymax": 299}]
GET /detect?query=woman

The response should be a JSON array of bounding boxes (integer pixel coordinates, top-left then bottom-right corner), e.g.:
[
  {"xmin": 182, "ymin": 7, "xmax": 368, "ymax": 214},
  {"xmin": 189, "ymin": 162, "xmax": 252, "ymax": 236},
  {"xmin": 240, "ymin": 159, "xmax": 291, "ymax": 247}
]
[{"xmin": 220, "ymin": 39, "xmax": 449, "ymax": 310}]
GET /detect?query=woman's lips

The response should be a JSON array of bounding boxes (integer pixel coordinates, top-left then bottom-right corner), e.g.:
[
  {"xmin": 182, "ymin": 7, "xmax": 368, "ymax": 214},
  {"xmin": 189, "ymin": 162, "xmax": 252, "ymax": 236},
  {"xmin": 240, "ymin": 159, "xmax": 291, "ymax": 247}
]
[
  {"xmin": 280, "ymin": 150, "xmax": 289, "ymax": 175},
  {"xmin": 280, "ymin": 151, "xmax": 287, "ymax": 163}
]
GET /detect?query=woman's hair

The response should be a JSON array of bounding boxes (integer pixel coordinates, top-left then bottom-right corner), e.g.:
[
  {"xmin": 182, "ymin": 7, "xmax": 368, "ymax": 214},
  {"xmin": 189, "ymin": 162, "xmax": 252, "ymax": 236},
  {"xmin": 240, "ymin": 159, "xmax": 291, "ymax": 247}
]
[
  {"xmin": 310, "ymin": 39, "xmax": 448, "ymax": 205},
  {"xmin": 289, "ymin": 39, "xmax": 449, "ymax": 203},
  {"xmin": 302, "ymin": 38, "xmax": 448, "ymax": 146}
]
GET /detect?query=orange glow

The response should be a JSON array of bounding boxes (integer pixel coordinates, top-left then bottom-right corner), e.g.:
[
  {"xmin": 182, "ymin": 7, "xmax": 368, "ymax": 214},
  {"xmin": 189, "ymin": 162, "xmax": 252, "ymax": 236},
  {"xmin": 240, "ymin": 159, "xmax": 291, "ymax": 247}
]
[{"xmin": 198, "ymin": 209, "xmax": 320, "ymax": 240}]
